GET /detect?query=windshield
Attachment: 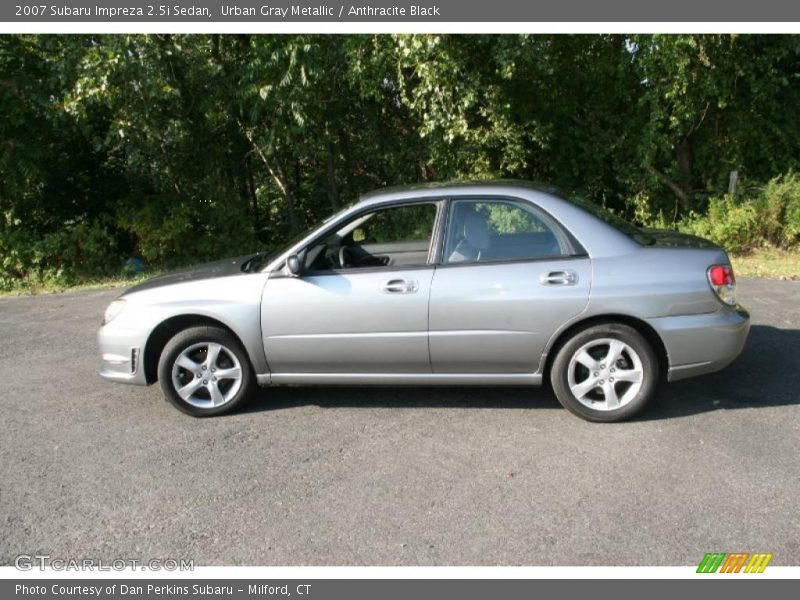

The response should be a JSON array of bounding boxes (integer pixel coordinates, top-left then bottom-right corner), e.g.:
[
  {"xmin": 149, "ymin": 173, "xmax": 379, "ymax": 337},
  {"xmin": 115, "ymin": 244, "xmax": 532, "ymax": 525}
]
[
  {"xmin": 243, "ymin": 204, "xmax": 353, "ymax": 272},
  {"xmin": 569, "ymin": 196, "xmax": 655, "ymax": 246}
]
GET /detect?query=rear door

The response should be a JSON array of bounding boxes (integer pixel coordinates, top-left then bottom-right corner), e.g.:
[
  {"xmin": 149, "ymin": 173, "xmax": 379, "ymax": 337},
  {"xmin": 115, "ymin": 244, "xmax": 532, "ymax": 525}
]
[{"xmin": 429, "ymin": 198, "xmax": 591, "ymax": 373}]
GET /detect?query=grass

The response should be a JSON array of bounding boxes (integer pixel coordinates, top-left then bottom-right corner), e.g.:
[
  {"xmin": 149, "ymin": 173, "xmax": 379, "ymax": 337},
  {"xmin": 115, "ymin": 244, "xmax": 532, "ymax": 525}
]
[
  {"xmin": 1, "ymin": 248, "xmax": 797, "ymax": 297},
  {"xmin": 0, "ymin": 272, "xmax": 159, "ymax": 298},
  {"xmin": 730, "ymin": 247, "xmax": 800, "ymax": 280}
]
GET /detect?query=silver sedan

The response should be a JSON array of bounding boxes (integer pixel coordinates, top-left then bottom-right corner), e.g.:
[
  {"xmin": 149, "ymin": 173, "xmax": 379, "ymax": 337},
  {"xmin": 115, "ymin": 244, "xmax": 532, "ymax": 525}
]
[{"xmin": 98, "ymin": 182, "xmax": 750, "ymax": 422}]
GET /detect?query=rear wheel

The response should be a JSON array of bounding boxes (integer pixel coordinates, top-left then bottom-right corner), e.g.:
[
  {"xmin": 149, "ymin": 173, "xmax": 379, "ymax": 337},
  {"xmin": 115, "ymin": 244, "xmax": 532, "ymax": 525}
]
[
  {"xmin": 550, "ymin": 323, "xmax": 658, "ymax": 422},
  {"xmin": 158, "ymin": 326, "xmax": 254, "ymax": 417}
]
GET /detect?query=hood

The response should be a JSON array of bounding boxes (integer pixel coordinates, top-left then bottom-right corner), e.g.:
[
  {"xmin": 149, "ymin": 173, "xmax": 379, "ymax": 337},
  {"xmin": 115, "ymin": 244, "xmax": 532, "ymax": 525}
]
[
  {"xmin": 123, "ymin": 253, "xmax": 259, "ymax": 295},
  {"xmin": 640, "ymin": 229, "xmax": 721, "ymax": 249}
]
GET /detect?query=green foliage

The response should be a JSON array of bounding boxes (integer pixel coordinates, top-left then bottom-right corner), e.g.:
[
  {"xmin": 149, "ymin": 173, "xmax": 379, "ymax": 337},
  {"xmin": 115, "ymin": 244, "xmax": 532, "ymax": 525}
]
[
  {"xmin": 678, "ymin": 196, "xmax": 761, "ymax": 253},
  {"xmin": 361, "ymin": 204, "xmax": 437, "ymax": 243},
  {"xmin": 2, "ymin": 34, "xmax": 800, "ymax": 291},
  {"xmin": 0, "ymin": 218, "xmax": 119, "ymax": 291},
  {"xmin": 669, "ymin": 175, "xmax": 800, "ymax": 253},
  {"xmin": 116, "ymin": 196, "xmax": 256, "ymax": 267},
  {"xmin": 759, "ymin": 172, "xmax": 800, "ymax": 247},
  {"xmin": 475, "ymin": 203, "xmax": 547, "ymax": 234}
]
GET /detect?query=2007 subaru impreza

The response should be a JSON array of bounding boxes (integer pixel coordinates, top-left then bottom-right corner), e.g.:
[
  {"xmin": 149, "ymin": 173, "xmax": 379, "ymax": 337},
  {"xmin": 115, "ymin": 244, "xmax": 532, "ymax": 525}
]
[{"xmin": 98, "ymin": 181, "xmax": 750, "ymax": 422}]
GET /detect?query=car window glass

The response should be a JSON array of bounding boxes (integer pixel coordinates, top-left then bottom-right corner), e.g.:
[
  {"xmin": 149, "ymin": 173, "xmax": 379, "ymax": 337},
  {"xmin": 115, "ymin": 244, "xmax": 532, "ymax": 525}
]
[
  {"xmin": 357, "ymin": 203, "xmax": 436, "ymax": 245},
  {"xmin": 307, "ymin": 203, "xmax": 437, "ymax": 271},
  {"xmin": 445, "ymin": 199, "xmax": 569, "ymax": 264}
]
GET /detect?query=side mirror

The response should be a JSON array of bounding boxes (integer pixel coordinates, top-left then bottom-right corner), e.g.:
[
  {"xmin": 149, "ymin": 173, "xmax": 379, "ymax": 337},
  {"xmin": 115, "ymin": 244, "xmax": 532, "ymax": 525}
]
[{"xmin": 286, "ymin": 254, "xmax": 303, "ymax": 277}]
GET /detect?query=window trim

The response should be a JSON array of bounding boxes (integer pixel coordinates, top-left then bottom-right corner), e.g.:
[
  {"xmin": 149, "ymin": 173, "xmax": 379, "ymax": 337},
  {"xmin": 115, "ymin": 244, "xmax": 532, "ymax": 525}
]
[
  {"xmin": 274, "ymin": 198, "xmax": 445, "ymax": 277},
  {"xmin": 270, "ymin": 193, "xmax": 588, "ymax": 278},
  {"xmin": 438, "ymin": 195, "xmax": 586, "ymax": 268}
]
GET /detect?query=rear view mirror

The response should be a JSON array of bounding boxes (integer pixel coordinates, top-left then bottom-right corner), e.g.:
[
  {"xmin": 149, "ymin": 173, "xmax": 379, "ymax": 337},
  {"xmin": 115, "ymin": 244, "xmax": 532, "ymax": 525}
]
[{"xmin": 286, "ymin": 254, "xmax": 303, "ymax": 277}]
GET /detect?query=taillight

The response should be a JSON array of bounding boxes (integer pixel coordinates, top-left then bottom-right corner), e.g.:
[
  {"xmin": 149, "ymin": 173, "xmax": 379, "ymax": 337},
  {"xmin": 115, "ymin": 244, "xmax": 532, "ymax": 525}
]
[{"xmin": 707, "ymin": 264, "xmax": 737, "ymax": 306}]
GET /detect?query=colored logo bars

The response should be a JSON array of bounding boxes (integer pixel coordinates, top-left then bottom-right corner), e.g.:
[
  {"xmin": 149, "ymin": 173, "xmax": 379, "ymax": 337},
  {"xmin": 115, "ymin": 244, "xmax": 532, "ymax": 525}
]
[{"xmin": 697, "ymin": 552, "xmax": 773, "ymax": 573}]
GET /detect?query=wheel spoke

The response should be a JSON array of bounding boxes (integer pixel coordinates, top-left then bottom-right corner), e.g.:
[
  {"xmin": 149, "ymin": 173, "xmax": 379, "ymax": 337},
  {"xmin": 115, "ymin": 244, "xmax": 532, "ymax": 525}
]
[
  {"xmin": 207, "ymin": 380, "xmax": 225, "ymax": 406},
  {"xmin": 204, "ymin": 343, "xmax": 222, "ymax": 369},
  {"xmin": 614, "ymin": 368, "xmax": 642, "ymax": 383},
  {"xmin": 214, "ymin": 367, "xmax": 241, "ymax": 381},
  {"xmin": 603, "ymin": 382, "xmax": 621, "ymax": 409},
  {"xmin": 172, "ymin": 340, "xmax": 243, "ymax": 409},
  {"xmin": 571, "ymin": 377, "xmax": 600, "ymax": 399},
  {"xmin": 604, "ymin": 340, "xmax": 626, "ymax": 366},
  {"xmin": 177, "ymin": 377, "xmax": 204, "ymax": 400},
  {"xmin": 574, "ymin": 350, "xmax": 597, "ymax": 370},
  {"xmin": 175, "ymin": 355, "xmax": 199, "ymax": 372},
  {"xmin": 568, "ymin": 337, "xmax": 645, "ymax": 412}
]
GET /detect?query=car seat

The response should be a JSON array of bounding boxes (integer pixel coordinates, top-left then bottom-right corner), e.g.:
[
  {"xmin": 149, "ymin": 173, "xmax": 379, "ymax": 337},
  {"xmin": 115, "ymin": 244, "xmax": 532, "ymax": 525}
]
[{"xmin": 448, "ymin": 209, "xmax": 491, "ymax": 262}]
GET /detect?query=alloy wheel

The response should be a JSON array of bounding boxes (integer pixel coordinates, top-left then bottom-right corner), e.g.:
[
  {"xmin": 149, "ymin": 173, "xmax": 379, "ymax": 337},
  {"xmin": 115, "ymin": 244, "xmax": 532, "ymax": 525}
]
[
  {"xmin": 170, "ymin": 342, "xmax": 243, "ymax": 409},
  {"xmin": 566, "ymin": 337, "xmax": 644, "ymax": 411}
]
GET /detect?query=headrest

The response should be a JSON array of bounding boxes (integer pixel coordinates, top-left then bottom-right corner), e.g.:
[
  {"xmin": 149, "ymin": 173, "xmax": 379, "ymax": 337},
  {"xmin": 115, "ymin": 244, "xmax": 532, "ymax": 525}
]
[{"xmin": 463, "ymin": 211, "xmax": 490, "ymax": 250}]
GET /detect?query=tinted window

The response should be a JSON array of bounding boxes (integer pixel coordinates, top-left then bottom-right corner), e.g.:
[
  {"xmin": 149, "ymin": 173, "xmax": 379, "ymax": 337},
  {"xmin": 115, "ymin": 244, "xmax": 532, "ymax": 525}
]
[
  {"xmin": 356, "ymin": 203, "xmax": 437, "ymax": 245},
  {"xmin": 444, "ymin": 199, "xmax": 569, "ymax": 264},
  {"xmin": 306, "ymin": 202, "xmax": 437, "ymax": 271}
]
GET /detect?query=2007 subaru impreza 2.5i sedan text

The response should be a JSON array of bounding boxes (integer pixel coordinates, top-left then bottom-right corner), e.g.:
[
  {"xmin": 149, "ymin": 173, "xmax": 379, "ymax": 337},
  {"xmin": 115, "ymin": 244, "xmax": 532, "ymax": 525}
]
[{"xmin": 98, "ymin": 181, "xmax": 750, "ymax": 422}]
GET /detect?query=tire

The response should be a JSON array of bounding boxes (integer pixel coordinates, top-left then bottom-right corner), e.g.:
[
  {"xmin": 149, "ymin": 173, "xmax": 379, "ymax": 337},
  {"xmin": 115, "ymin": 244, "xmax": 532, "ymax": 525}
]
[
  {"xmin": 157, "ymin": 325, "xmax": 254, "ymax": 417},
  {"xmin": 550, "ymin": 323, "xmax": 658, "ymax": 422}
]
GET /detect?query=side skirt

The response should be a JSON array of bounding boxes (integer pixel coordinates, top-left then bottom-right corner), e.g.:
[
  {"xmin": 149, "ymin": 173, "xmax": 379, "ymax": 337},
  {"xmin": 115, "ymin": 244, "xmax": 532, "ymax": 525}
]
[{"xmin": 256, "ymin": 372, "xmax": 542, "ymax": 386}]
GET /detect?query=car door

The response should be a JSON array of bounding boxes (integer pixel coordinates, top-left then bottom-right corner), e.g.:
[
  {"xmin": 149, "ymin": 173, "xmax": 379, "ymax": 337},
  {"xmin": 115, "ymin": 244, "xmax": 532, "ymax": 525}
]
[
  {"xmin": 261, "ymin": 201, "xmax": 440, "ymax": 375},
  {"xmin": 428, "ymin": 198, "xmax": 591, "ymax": 373}
]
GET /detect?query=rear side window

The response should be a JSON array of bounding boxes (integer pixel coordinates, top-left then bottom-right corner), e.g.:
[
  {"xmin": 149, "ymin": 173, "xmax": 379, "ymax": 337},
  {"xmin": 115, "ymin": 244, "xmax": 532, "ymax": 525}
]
[{"xmin": 444, "ymin": 199, "xmax": 571, "ymax": 264}]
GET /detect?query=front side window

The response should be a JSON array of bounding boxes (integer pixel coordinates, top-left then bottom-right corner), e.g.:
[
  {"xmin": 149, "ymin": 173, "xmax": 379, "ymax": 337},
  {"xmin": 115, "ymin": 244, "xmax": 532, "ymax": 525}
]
[
  {"xmin": 444, "ymin": 199, "xmax": 571, "ymax": 264},
  {"xmin": 305, "ymin": 202, "xmax": 438, "ymax": 271}
]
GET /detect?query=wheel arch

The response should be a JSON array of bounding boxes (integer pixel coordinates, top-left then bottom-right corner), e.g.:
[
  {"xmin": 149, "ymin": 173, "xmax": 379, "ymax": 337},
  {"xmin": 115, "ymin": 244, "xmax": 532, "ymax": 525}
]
[
  {"xmin": 143, "ymin": 314, "xmax": 248, "ymax": 384},
  {"xmin": 541, "ymin": 314, "xmax": 670, "ymax": 384}
]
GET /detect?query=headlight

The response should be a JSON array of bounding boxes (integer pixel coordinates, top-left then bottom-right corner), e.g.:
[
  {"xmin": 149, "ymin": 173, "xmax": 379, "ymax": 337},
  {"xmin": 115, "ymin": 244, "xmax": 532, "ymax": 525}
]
[{"xmin": 103, "ymin": 299, "xmax": 126, "ymax": 325}]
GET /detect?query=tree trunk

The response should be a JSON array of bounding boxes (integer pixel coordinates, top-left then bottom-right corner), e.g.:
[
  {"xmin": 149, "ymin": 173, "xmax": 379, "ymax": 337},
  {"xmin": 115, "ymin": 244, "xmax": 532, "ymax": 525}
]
[
  {"xmin": 675, "ymin": 137, "xmax": 695, "ymax": 210},
  {"xmin": 647, "ymin": 166, "xmax": 689, "ymax": 208},
  {"xmin": 326, "ymin": 138, "xmax": 340, "ymax": 211},
  {"xmin": 240, "ymin": 125, "xmax": 301, "ymax": 233},
  {"xmin": 245, "ymin": 157, "xmax": 261, "ymax": 239},
  {"xmin": 273, "ymin": 160, "xmax": 300, "ymax": 233}
]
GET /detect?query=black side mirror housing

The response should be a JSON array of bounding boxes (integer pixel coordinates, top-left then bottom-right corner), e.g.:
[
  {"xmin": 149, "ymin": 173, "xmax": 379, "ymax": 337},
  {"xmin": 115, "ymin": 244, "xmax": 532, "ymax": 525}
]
[{"xmin": 286, "ymin": 253, "xmax": 304, "ymax": 277}]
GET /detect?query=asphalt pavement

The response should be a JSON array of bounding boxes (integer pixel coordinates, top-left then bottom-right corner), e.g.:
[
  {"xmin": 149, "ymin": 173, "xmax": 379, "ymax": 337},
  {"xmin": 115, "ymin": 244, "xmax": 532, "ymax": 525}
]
[{"xmin": 1, "ymin": 278, "xmax": 798, "ymax": 566}]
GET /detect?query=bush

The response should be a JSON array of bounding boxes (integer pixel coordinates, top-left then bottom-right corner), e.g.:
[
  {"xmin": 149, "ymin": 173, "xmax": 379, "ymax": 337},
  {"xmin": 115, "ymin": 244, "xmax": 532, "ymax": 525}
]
[
  {"xmin": 759, "ymin": 172, "xmax": 800, "ymax": 248},
  {"xmin": 1, "ymin": 194, "xmax": 260, "ymax": 293},
  {"xmin": 666, "ymin": 172, "xmax": 800, "ymax": 254},
  {"xmin": 677, "ymin": 195, "xmax": 761, "ymax": 253},
  {"xmin": 0, "ymin": 218, "xmax": 120, "ymax": 291},
  {"xmin": 117, "ymin": 195, "xmax": 257, "ymax": 267}
]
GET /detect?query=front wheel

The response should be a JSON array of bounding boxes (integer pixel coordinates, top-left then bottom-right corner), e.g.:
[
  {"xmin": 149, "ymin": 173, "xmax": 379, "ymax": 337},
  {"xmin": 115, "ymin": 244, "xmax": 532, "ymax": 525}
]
[
  {"xmin": 158, "ymin": 326, "xmax": 254, "ymax": 417},
  {"xmin": 550, "ymin": 323, "xmax": 658, "ymax": 422}
]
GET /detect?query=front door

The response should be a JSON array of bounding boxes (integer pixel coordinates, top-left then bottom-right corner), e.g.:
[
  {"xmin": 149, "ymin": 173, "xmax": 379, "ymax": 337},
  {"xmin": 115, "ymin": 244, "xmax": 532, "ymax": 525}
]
[
  {"xmin": 261, "ymin": 201, "xmax": 439, "ymax": 375},
  {"xmin": 428, "ymin": 198, "xmax": 591, "ymax": 373}
]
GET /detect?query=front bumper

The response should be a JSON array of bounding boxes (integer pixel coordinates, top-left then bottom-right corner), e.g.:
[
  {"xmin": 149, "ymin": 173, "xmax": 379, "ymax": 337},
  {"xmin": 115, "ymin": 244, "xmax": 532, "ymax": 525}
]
[
  {"xmin": 98, "ymin": 325, "xmax": 149, "ymax": 386},
  {"xmin": 647, "ymin": 306, "xmax": 751, "ymax": 382}
]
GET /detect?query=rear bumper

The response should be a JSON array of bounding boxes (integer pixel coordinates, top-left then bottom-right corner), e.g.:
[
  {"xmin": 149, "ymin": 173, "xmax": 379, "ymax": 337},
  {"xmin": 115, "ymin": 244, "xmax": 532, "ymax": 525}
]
[
  {"xmin": 98, "ymin": 326, "xmax": 149, "ymax": 386},
  {"xmin": 646, "ymin": 306, "xmax": 751, "ymax": 382}
]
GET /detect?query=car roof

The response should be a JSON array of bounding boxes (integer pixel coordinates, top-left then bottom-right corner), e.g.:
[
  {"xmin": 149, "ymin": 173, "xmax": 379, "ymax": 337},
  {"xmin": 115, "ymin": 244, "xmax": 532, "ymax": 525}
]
[{"xmin": 358, "ymin": 179, "xmax": 562, "ymax": 205}]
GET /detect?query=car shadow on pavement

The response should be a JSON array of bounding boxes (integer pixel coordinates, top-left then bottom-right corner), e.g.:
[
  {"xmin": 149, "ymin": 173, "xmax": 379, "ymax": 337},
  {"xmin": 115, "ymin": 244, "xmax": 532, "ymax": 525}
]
[
  {"xmin": 243, "ymin": 325, "xmax": 799, "ymax": 420},
  {"xmin": 247, "ymin": 383, "xmax": 562, "ymax": 413},
  {"xmin": 639, "ymin": 324, "xmax": 800, "ymax": 420}
]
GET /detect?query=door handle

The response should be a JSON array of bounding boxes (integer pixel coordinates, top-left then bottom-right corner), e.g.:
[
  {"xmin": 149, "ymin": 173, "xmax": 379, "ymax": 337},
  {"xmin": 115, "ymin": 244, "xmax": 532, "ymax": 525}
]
[
  {"xmin": 382, "ymin": 279, "xmax": 419, "ymax": 294},
  {"xmin": 540, "ymin": 270, "xmax": 578, "ymax": 286}
]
